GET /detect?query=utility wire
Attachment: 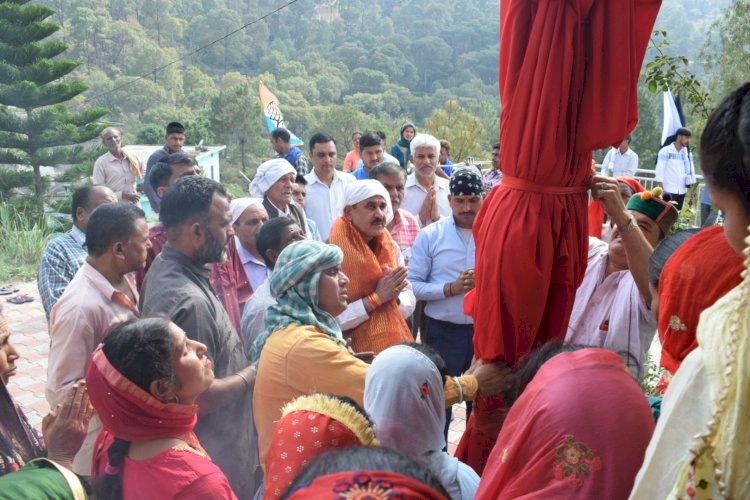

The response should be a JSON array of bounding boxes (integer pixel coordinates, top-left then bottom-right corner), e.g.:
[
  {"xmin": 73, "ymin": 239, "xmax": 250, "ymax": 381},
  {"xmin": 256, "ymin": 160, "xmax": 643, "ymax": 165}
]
[{"xmin": 83, "ymin": 0, "xmax": 300, "ymax": 103}]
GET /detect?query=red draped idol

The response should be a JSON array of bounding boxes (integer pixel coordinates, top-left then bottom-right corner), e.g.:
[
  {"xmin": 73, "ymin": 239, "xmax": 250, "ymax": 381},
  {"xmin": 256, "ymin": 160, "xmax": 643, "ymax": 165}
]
[{"xmin": 456, "ymin": 0, "xmax": 661, "ymax": 472}]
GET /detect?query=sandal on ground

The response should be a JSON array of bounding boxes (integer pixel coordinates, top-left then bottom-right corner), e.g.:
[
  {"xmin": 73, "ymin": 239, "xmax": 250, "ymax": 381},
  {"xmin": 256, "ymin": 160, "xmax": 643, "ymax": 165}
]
[
  {"xmin": 6, "ymin": 294, "xmax": 33, "ymax": 304},
  {"xmin": 0, "ymin": 285, "xmax": 19, "ymax": 295}
]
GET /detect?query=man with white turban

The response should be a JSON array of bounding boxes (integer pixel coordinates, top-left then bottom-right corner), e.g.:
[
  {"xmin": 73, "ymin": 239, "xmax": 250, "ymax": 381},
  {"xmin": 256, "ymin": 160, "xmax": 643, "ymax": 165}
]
[
  {"xmin": 328, "ymin": 180, "xmax": 416, "ymax": 354},
  {"xmin": 250, "ymin": 159, "xmax": 308, "ymax": 238},
  {"xmin": 231, "ymin": 197, "xmax": 270, "ymax": 292}
]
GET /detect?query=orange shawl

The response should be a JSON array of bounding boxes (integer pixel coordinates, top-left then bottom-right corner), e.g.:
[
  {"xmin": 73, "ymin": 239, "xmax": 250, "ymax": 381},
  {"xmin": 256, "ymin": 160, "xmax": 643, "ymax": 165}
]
[{"xmin": 328, "ymin": 216, "xmax": 412, "ymax": 353}]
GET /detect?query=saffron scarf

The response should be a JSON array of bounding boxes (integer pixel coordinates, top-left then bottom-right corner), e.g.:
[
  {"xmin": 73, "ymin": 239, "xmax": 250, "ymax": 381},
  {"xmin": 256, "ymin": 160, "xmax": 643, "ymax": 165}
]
[
  {"xmin": 658, "ymin": 226, "xmax": 743, "ymax": 375},
  {"xmin": 587, "ymin": 177, "xmax": 644, "ymax": 238},
  {"xmin": 328, "ymin": 216, "xmax": 412, "ymax": 354},
  {"xmin": 264, "ymin": 393, "xmax": 377, "ymax": 500},
  {"xmin": 86, "ymin": 348, "xmax": 202, "ymax": 476},
  {"xmin": 476, "ymin": 349, "xmax": 654, "ymax": 499},
  {"xmin": 251, "ymin": 240, "xmax": 344, "ymax": 364},
  {"xmin": 671, "ymin": 229, "xmax": 750, "ymax": 499}
]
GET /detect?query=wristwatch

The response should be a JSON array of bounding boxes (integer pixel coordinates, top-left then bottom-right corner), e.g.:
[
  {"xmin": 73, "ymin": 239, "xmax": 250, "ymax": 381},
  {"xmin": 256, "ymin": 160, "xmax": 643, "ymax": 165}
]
[{"xmin": 618, "ymin": 215, "xmax": 638, "ymax": 233}]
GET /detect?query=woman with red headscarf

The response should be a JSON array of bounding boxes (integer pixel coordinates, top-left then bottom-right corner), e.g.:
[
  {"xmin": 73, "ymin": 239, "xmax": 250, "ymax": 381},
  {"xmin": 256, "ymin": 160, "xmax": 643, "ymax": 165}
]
[
  {"xmin": 87, "ymin": 318, "xmax": 236, "ymax": 500},
  {"xmin": 477, "ymin": 344, "xmax": 654, "ymax": 499}
]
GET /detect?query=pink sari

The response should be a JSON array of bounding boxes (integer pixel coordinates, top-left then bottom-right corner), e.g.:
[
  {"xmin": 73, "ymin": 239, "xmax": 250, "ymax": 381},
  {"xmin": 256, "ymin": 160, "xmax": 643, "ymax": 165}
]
[{"xmin": 476, "ymin": 349, "xmax": 654, "ymax": 499}]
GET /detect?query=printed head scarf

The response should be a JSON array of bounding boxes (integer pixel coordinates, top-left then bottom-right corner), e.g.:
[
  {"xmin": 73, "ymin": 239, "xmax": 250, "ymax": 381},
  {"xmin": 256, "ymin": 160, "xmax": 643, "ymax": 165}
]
[
  {"xmin": 264, "ymin": 393, "xmax": 377, "ymax": 499},
  {"xmin": 344, "ymin": 180, "xmax": 393, "ymax": 224},
  {"xmin": 249, "ymin": 159, "xmax": 296, "ymax": 197},
  {"xmin": 658, "ymin": 226, "xmax": 743, "ymax": 375},
  {"xmin": 250, "ymin": 240, "xmax": 344, "ymax": 364},
  {"xmin": 286, "ymin": 470, "xmax": 447, "ymax": 499},
  {"xmin": 230, "ymin": 197, "xmax": 265, "ymax": 225},
  {"xmin": 449, "ymin": 167, "xmax": 484, "ymax": 196}
]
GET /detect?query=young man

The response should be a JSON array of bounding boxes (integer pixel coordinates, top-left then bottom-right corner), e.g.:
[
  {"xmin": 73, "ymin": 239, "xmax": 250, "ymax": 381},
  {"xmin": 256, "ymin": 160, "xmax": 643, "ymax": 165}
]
[
  {"xmin": 401, "ymin": 134, "xmax": 451, "ymax": 226},
  {"xmin": 270, "ymin": 128, "xmax": 309, "ymax": 175},
  {"xmin": 602, "ymin": 135, "xmax": 639, "ymax": 177},
  {"xmin": 47, "ymin": 203, "xmax": 150, "ymax": 477},
  {"xmin": 92, "ymin": 127, "xmax": 144, "ymax": 203},
  {"xmin": 144, "ymin": 121, "xmax": 186, "ymax": 213},
  {"xmin": 483, "ymin": 142, "xmax": 502, "ymax": 195},
  {"xmin": 655, "ymin": 127, "xmax": 696, "ymax": 210},
  {"xmin": 408, "ymin": 168, "xmax": 484, "ymax": 434}
]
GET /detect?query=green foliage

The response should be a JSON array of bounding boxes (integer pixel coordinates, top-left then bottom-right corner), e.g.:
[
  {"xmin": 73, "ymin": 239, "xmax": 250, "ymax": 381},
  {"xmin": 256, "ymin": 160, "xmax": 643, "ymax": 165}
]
[
  {"xmin": 136, "ymin": 123, "xmax": 164, "ymax": 144},
  {"xmin": 424, "ymin": 100, "xmax": 487, "ymax": 161},
  {"xmin": 0, "ymin": 198, "xmax": 53, "ymax": 281}
]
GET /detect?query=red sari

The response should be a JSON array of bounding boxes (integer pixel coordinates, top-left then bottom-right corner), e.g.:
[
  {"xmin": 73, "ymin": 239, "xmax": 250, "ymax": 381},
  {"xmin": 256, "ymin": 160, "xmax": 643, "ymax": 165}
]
[
  {"xmin": 459, "ymin": 0, "xmax": 660, "ymax": 472},
  {"xmin": 86, "ymin": 349, "xmax": 236, "ymax": 500},
  {"xmin": 476, "ymin": 349, "xmax": 654, "ymax": 499}
]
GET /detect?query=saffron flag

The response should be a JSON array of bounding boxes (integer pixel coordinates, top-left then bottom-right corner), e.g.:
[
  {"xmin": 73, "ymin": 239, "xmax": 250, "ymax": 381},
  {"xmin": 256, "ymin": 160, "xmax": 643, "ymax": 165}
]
[{"xmin": 258, "ymin": 80, "xmax": 304, "ymax": 147}]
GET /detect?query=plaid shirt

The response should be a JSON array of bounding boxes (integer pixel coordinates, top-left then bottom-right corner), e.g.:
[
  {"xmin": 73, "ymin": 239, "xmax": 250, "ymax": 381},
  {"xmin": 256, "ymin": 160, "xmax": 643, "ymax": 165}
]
[
  {"xmin": 389, "ymin": 209, "xmax": 421, "ymax": 265},
  {"xmin": 483, "ymin": 168, "xmax": 503, "ymax": 195},
  {"xmin": 37, "ymin": 226, "xmax": 88, "ymax": 320}
]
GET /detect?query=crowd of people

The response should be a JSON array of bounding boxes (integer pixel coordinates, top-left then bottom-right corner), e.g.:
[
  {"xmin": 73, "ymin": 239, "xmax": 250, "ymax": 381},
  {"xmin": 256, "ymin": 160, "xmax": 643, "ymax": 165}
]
[{"xmin": 0, "ymin": 80, "xmax": 748, "ymax": 499}]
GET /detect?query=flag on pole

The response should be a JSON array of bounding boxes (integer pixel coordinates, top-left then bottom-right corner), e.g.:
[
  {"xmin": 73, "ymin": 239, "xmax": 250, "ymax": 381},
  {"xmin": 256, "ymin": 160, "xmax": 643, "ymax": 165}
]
[
  {"xmin": 258, "ymin": 80, "xmax": 304, "ymax": 147},
  {"xmin": 660, "ymin": 90, "xmax": 685, "ymax": 147}
]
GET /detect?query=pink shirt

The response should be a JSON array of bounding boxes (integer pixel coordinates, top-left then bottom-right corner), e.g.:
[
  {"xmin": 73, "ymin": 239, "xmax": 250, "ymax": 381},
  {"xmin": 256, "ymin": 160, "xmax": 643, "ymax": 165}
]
[
  {"xmin": 389, "ymin": 209, "xmax": 421, "ymax": 265},
  {"xmin": 47, "ymin": 262, "xmax": 139, "ymax": 474}
]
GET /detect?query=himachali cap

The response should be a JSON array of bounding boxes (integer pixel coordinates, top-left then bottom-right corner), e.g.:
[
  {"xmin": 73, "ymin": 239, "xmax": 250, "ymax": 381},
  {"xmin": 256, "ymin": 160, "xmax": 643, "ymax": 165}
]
[
  {"xmin": 449, "ymin": 167, "xmax": 484, "ymax": 196},
  {"xmin": 626, "ymin": 190, "xmax": 678, "ymax": 235}
]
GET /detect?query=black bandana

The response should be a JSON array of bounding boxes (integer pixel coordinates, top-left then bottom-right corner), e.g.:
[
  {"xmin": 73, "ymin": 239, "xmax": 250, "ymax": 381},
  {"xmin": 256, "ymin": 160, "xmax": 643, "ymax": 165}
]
[{"xmin": 449, "ymin": 167, "xmax": 484, "ymax": 196}]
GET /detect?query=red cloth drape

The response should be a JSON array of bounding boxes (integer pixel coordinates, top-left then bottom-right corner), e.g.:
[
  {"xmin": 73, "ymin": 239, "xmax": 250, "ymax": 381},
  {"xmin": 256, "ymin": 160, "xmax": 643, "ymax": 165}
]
[{"xmin": 457, "ymin": 0, "xmax": 660, "ymax": 473}]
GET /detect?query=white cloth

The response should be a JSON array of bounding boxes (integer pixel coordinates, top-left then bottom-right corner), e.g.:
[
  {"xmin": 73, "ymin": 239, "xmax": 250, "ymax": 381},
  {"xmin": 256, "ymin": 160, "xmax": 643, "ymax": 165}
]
[
  {"xmin": 654, "ymin": 143, "xmax": 695, "ymax": 195},
  {"xmin": 303, "ymin": 169, "xmax": 356, "ymax": 240},
  {"xmin": 249, "ymin": 159, "xmax": 296, "ymax": 197},
  {"xmin": 401, "ymin": 173, "xmax": 451, "ymax": 226},
  {"xmin": 364, "ymin": 345, "xmax": 479, "ymax": 500},
  {"xmin": 230, "ymin": 197, "xmax": 264, "ymax": 224},
  {"xmin": 564, "ymin": 238, "xmax": 656, "ymax": 379},
  {"xmin": 602, "ymin": 147, "xmax": 639, "ymax": 177},
  {"xmin": 344, "ymin": 179, "xmax": 393, "ymax": 223}
]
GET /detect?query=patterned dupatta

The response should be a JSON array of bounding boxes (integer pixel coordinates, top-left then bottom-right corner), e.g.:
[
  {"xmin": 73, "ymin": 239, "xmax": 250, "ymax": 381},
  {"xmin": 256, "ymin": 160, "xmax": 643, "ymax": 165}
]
[
  {"xmin": 0, "ymin": 381, "xmax": 45, "ymax": 476},
  {"xmin": 328, "ymin": 216, "xmax": 412, "ymax": 354}
]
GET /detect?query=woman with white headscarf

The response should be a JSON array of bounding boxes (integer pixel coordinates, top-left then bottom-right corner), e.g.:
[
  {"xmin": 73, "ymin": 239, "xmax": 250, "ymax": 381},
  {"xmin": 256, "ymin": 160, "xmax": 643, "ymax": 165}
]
[
  {"xmin": 365, "ymin": 343, "xmax": 479, "ymax": 500},
  {"xmin": 249, "ymin": 159, "xmax": 308, "ymax": 237}
]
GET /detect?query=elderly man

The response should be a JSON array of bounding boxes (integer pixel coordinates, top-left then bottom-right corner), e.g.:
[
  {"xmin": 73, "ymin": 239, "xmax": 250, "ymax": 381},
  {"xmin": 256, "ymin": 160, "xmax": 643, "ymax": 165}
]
[
  {"xmin": 401, "ymin": 133, "xmax": 451, "ymax": 226},
  {"xmin": 92, "ymin": 127, "xmax": 144, "ymax": 204},
  {"xmin": 369, "ymin": 162, "xmax": 421, "ymax": 264},
  {"xmin": 409, "ymin": 168, "xmax": 484, "ymax": 435},
  {"xmin": 47, "ymin": 203, "xmax": 149, "ymax": 477},
  {"xmin": 139, "ymin": 176, "xmax": 260, "ymax": 498},
  {"xmin": 328, "ymin": 180, "xmax": 416, "ymax": 354},
  {"xmin": 231, "ymin": 198, "xmax": 270, "ymax": 293},
  {"xmin": 37, "ymin": 185, "xmax": 117, "ymax": 320},
  {"xmin": 250, "ymin": 158, "xmax": 309, "ymax": 238},
  {"xmin": 240, "ymin": 217, "xmax": 307, "ymax": 349},
  {"xmin": 144, "ymin": 121, "xmax": 186, "ymax": 213},
  {"xmin": 303, "ymin": 133, "xmax": 356, "ymax": 240},
  {"xmin": 565, "ymin": 176, "xmax": 679, "ymax": 379},
  {"xmin": 270, "ymin": 127, "xmax": 309, "ymax": 175}
]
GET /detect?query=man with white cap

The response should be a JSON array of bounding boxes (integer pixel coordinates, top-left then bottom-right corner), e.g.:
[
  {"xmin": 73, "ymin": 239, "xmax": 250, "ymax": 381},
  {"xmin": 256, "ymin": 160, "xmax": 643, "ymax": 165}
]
[
  {"xmin": 231, "ymin": 198, "xmax": 270, "ymax": 293},
  {"xmin": 328, "ymin": 180, "xmax": 416, "ymax": 355},
  {"xmin": 401, "ymin": 133, "xmax": 451, "ymax": 226},
  {"xmin": 250, "ymin": 158, "xmax": 308, "ymax": 238}
]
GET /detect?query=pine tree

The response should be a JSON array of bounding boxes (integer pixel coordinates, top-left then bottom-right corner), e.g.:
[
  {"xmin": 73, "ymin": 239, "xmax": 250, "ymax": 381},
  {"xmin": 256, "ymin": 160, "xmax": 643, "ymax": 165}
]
[{"xmin": 0, "ymin": 0, "xmax": 107, "ymax": 201}]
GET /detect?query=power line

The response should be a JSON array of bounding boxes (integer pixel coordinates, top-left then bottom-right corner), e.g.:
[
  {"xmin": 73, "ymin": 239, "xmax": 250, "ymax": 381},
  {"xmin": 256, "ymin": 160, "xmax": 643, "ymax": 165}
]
[{"xmin": 83, "ymin": 0, "xmax": 300, "ymax": 103}]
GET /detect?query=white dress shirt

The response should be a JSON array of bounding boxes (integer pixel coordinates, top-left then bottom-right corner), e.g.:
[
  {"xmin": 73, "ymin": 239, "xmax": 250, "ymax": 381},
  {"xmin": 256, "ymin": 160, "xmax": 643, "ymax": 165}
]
[
  {"xmin": 602, "ymin": 147, "xmax": 639, "ymax": 177},
  {"xmin": 400, "ymin": 173, "xmax": 451, "ymax": 226},
  {"xmin": 304, "ymin": 169, "xmax": 356, "ymax": 240}
]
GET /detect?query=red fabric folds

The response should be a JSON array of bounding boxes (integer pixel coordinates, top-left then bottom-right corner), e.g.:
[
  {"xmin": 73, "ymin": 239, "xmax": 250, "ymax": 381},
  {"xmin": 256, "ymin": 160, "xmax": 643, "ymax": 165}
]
[
  {"xmin": 459, "ymin": 0, "xmax": 661, "ymax": 473},
  {"xmin": 475, "ymin": 349, "xmax": 654, "ymax": 499}
]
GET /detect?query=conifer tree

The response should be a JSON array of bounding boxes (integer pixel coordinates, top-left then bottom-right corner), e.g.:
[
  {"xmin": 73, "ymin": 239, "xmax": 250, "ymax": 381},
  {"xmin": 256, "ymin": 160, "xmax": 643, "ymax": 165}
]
[{"xmin": 0, "ymin": 0, "xmax": 107, "ymax": 200}]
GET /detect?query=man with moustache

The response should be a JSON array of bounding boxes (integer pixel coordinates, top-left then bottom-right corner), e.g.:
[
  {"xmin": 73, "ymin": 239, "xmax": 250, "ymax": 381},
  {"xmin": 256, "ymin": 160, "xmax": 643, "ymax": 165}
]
[
  {"xmin": 408, "ymin": 168, "xmax": 484, "ymax": 435},
  {"xmin": 92, "ymin": 127, "xmax": 144, "ymax": 204},
  {"xmin": 139, "ymin": 176, "xmax": 260, "ymax": 498},
  {"xmin": 401, "ymin": 133, "xmax": 451, "ymax": 226},
  {"xmin": 328, "ymin": 180, "xmax": 416, "ymax": 354},
  {"xmin": 565, "ymin": 176, "xmax": 678, "ymax": 380}
]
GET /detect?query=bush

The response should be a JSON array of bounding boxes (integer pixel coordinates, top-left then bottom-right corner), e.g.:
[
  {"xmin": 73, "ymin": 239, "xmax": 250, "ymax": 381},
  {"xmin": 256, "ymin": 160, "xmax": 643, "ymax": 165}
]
[{"xmin": 0, "ymin": 200, "xmax": 53, "ymax": 281}]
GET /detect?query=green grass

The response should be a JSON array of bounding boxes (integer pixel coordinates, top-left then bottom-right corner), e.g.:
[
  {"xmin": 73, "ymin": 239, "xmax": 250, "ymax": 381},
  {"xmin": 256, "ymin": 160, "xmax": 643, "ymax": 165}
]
[{"xmin": 0, "ymin": 202, "xmax": 53, "ymax": 282}]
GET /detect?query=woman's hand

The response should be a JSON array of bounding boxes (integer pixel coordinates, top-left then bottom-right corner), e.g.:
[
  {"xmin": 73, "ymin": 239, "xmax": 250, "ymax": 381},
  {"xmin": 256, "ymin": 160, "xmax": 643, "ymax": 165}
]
[{"xmin": 43, "ymin": 383, "xmax": 95, "ymax": 469}]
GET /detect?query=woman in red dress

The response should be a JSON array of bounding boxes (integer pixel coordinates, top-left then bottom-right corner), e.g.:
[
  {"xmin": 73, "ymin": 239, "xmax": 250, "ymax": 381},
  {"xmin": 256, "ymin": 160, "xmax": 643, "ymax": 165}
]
[{"xmin": 87, "ymin": 317, "xmax": 236, "ymax": 499}]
